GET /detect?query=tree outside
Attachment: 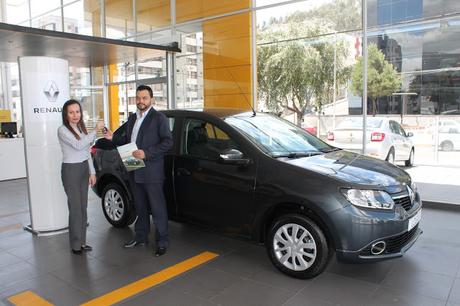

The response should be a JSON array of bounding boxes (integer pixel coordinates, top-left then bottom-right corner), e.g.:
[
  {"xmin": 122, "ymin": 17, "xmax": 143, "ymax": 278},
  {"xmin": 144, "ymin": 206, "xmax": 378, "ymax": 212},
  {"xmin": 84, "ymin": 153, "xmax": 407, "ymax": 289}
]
[
  {"xmin": 351, "ymin": 44, "xmax": 401, "ymax": 116},
  {"xmin": 257, "ymin": 23, "xmax": 350, "ymax": 125}
]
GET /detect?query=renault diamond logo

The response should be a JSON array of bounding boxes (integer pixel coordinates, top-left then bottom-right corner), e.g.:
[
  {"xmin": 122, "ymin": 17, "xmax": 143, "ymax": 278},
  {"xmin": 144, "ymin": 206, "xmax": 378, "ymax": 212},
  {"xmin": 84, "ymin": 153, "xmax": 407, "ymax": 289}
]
[{"xmin": 43, "ymin": 80, "xmax": 59, "ymax": 102}]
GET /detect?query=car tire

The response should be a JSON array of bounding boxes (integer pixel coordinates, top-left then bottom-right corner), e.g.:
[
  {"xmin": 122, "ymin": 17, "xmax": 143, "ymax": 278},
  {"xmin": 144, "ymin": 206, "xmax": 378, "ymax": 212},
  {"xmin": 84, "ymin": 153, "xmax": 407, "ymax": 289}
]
[
  {"xmin": 405, "ymin": 148, "xmax": 414, "ymax": 167},
  {"xmin": 266, "ymin": 214, "xmax": 329, "ymax": 279},
  {"xmin": 386, "ymin": 148, "xmax": 395, "ymax": 164},
  {"xmin": 101, "ymin": 183, "xmax": 136, "ymax": 228},
  {"xmin": 440, "ymin": 141, "xmax": 454, "ymax": 151}
]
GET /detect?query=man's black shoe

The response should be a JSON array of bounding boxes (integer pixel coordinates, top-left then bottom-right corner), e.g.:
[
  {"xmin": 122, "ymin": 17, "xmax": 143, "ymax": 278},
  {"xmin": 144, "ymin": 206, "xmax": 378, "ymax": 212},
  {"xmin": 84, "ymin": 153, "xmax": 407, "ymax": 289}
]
[
  {"xmin": 72, "ymin": 249, "xmax": 82, "ymax": 255},
  {"xmin": 154, "ymin": 247, "xmax": 167, "ymax": 257},
  {"xmin": 123, "ymin": 240, "xmax": 147, "ymax": 248}
]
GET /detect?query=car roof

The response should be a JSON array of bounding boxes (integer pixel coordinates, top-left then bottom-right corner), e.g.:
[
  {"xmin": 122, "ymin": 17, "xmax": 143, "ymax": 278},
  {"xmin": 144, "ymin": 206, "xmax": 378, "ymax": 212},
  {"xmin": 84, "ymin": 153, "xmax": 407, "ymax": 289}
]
[{"xmin": 162, "ymin": 108, "xmax": 256, "ymax": 119}]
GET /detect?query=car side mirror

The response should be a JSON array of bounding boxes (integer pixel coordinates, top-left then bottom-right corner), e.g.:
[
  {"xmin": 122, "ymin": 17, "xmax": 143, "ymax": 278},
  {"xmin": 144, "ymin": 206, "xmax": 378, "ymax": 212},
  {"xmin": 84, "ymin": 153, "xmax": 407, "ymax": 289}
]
[
  {"xmin": 219, "ymin": 149, "xmax": 250, "ymax": 165},
  {"xmin": 406, "ymin": 132, "xmax": 414, "ymax": 137}
]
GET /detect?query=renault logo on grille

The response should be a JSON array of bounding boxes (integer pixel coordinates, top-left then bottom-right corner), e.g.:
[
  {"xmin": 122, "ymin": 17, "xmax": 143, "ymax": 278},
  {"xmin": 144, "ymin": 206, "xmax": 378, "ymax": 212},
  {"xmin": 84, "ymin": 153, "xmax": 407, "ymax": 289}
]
[{"xmin": 43, "ymin": 81, "xmax": 59, "ymax": 102}]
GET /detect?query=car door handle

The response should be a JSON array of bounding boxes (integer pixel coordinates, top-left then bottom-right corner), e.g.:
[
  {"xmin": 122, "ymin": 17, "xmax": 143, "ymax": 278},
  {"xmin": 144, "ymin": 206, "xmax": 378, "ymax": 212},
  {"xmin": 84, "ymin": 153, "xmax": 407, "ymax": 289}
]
[{"xmin": 177, "ymin": 168, "xmax": 191, "ymax": 176}]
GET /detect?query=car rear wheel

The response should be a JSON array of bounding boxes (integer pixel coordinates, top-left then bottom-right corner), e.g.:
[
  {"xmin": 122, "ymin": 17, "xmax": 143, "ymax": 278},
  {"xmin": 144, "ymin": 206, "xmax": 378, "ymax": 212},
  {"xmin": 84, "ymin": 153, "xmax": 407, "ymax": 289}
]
[
  {"xmin": 405, "ymin": 148, "xmax": 414, "ymax": 167},
  {"xmin": 101, "ymin": 183, "xmax": 136, "ymax": 228},
  {"xmin": 440, "ymin": 141, "xmax": 454, "ymax": 151},
  {"xmin": 266, "ymin": 214, "xmax": 329, "ymax": 279},
  {"xmin": 386, "ymin": 148, "xmax": 395, "ymax": 164}
]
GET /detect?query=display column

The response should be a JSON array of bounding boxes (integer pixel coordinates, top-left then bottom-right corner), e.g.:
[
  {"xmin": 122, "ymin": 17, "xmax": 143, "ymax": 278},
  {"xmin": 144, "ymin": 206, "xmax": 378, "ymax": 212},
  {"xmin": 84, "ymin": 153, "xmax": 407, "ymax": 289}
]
[{"xmin": 19, "ymin": 56, "xmax": 70, "ymax": 235}]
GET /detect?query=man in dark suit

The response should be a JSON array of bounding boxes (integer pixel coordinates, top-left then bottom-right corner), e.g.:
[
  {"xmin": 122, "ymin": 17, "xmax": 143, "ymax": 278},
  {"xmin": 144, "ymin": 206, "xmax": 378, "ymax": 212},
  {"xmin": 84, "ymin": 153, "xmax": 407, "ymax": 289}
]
[{"xmin": 109, "ymin": 85, "xmax": 173, "ymax": 256}]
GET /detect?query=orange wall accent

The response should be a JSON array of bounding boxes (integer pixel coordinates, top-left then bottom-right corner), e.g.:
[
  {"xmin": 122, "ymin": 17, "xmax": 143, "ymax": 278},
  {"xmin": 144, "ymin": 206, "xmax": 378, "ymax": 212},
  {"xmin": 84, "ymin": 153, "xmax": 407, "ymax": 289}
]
[
  {"xmin": 108, "ymin": 64, "xmax": 120, "ymax": 130},
  {"xmin": 203, "ymin": 12, "xmax": 252, "ymax": 110},
  {"xmin": 176, "ymin": 0, "xmax": 250, "ymax": 23}
]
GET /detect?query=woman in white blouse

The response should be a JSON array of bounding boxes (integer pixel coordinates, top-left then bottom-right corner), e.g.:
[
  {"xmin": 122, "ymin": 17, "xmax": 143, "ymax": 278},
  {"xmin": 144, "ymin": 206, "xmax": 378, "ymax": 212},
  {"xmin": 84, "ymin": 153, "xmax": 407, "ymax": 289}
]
[{"xmin": 58, "ymin": 99, "xmax": 104, "ymax": 254}]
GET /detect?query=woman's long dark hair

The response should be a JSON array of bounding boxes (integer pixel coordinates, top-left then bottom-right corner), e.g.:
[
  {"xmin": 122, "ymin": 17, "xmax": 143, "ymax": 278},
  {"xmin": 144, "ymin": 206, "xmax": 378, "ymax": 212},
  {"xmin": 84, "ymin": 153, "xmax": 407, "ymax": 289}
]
[{"xmin": 62, "ymin": 99, "xmax": 87, "ymax": 140}]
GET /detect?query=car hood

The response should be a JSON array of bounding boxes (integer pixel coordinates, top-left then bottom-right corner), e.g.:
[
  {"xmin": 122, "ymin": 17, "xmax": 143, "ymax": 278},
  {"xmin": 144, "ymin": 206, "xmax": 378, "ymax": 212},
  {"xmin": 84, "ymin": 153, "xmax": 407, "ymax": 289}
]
[{"xmin": 283, "ymin": 150, "xmax": 410, "ymax": 193}]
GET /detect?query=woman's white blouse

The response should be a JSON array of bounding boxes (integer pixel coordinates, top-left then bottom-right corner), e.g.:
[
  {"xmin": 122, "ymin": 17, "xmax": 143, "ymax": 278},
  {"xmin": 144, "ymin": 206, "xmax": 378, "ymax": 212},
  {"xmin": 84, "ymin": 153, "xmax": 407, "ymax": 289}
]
[{"xmin": 57, "ymin": 125, "xmax": 97, "ymax": 175}]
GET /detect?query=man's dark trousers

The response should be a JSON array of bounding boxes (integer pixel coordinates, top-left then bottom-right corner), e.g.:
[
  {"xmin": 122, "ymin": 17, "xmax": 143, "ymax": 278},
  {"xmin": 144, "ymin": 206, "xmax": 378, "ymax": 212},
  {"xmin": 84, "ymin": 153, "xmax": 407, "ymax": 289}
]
[{"xmin": 131, "ymin": 181, "xmax": 168, "ymax": 248}]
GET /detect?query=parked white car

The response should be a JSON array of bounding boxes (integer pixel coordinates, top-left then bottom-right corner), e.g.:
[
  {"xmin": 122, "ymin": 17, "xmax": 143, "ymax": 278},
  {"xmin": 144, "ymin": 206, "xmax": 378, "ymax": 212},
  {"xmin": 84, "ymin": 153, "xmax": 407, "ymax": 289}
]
[
  {"xmin": 327, "ymin": 117, "xmax": 415, "ymax": 166},
  {"xmin": 439, "ymin": 126, "xmax": 460, "ymax": 151}
]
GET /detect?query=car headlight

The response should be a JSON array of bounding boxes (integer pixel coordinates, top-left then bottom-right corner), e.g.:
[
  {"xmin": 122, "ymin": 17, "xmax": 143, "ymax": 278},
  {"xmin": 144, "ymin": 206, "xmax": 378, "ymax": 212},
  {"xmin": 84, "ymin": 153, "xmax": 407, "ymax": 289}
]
[{"xmin": 342, "ymin": 189, "xmax": 394, "ymax": 210}]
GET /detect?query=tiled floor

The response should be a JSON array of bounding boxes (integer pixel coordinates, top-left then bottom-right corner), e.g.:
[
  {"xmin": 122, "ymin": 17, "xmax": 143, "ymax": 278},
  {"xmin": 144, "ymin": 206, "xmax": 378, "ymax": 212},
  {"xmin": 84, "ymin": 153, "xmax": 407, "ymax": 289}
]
[{"xmin": 1, "ymin": 179, "xmax": 460, "ymax": 306}]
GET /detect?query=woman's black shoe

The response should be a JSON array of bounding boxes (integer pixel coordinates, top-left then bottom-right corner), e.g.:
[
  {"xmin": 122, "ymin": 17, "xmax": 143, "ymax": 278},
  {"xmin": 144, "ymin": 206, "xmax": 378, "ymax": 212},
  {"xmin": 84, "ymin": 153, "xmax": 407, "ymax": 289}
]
[
  {"xmin": 72, "ymin": 249, "xmax": 82, "ymax": 255},
  {"xmin": 81, "ymin": 245, "xmax": 92, "ymax": 251}
]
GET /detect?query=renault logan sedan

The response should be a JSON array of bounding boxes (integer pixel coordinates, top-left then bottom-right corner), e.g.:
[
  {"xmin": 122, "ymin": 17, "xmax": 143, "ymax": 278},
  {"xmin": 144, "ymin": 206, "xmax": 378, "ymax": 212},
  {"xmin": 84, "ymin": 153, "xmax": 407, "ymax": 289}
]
[{"xmin": 91, "ymin": 109, "xmax": 422, "ymax": 279}]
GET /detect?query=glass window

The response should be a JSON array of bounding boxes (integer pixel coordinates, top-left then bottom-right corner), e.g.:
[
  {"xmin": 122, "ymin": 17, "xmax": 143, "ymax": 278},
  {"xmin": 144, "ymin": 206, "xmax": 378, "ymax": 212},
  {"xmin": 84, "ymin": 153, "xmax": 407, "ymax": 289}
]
[
  {"xmin": 31, "ymin": 9, "xmax": 62, "ymax": 31},
  {"xmin": 30, "ymin": 0, "xmax": 60, "ymax": 19},
  {"xmin": 5, "ymin": 0, "xmax": 30, "ymax": 25},
  {"xmin": 176, "ymin": 32, "xmax": 204, "ymax": 109},
  {"xmin": 63, "ymin": 0, "xmax": 101, "ymax": 36},
  {"xmin": 105, "ymin": 0, "xmax": 135, "ymax": 39},
  {"xmin": 183, "ymin": 119, "xmax": 238, "ymax": 160}
]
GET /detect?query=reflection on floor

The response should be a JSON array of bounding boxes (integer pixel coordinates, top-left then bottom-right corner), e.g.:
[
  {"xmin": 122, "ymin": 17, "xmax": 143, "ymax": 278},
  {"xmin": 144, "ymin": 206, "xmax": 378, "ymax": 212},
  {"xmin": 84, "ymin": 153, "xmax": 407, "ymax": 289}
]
[{"xmin": 1, "ymin": 179, "xmax": 460, "ymax": 306}]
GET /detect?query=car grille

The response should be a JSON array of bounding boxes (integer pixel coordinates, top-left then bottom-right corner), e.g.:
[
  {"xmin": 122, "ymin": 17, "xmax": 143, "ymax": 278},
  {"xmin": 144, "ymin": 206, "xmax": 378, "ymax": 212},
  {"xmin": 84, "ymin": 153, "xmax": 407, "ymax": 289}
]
[
  {"xmin": 359, "ymin": 225, "xmax": 419, "ymax": 256},
  {"xmin": 393, "ymin": 195, "xmax": 413, "ymax": 211}
]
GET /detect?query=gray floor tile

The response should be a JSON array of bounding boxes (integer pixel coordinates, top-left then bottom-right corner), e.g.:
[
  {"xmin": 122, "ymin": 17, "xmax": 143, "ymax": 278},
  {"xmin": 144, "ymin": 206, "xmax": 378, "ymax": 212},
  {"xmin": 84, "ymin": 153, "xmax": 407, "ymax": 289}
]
[
  {"xmin": 326, "ymin": 257, "xmax": 396, "ymax": 284},
  {"xmin": 283, "ymin": 295, "xmax": 335, "ymax": 306},
  {"xmin": 210, "ymin": 278, "xmax": 293, "ymax": 306},
  {"xmin": 206, "ymin": 244, "xmax": 272, "ymax": 279},
  {"xmin": 121, "ymin": 283, "xmax": 217, "ymax": 306},
  {"xmin": 296, "ymin": 272, "xmax": 378, "ymax": 306},
  {"xmin": 1, "ymin": 273, "xmax": 90, "ymax": 305},
  {"xmin": 248, "ymin": 264, "xmax": 311, "ymax": 293},
  {"xmin": 0, "ymin": 261, "xmax": 45, "ymax": 290},
  {"xmin": 164, "ymin": 266, "xmax": 242, "ymax": 300},
  {"xmin": 381, "ymin": 266, "xmax": 454, "ymax": 300},
  {"xmin": 448, "ymin": 278, "xmax": 460, "ymax": 304},
  {"xmin": 369, "ymin": 286, "xmax": 445, "ymax": 306},
  {"xmin": 0, "ymin": 251, "xmax": 24, "ymax": 268}
]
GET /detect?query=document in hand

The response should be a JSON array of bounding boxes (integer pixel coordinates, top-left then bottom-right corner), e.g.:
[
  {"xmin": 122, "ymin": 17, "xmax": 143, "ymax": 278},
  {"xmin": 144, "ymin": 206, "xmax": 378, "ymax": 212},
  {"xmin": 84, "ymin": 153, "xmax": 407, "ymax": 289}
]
[{"xmin": 116, "ymin": 142, "xmax": 145, "ymax": 172}]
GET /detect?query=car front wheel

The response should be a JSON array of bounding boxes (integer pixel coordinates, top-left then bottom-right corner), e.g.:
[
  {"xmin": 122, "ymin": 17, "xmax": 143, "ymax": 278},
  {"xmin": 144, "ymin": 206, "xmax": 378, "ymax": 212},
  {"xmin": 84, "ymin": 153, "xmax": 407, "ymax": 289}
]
[
  {"xmin": 101, "ymin": 183, "xmax": 136, "ymax": 228},
  {"xmin": 266, "ymin": 214, "xmax": 329, "ymax": 279}
]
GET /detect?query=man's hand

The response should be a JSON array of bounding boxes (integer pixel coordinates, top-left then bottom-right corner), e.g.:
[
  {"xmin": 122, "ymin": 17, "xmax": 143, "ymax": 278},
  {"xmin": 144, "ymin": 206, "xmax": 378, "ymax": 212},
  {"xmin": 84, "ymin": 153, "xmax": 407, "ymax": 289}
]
[
  {"xmin": 89, "ymin": 174, "xmax": 97, "ymax": 186},
  {"xmin": 133, "ymin": 149, "xmax": 145, "ymax": 160},
  {"xmin": 104, "ymin": 128, "xmax": 113, "ymax": 140}
]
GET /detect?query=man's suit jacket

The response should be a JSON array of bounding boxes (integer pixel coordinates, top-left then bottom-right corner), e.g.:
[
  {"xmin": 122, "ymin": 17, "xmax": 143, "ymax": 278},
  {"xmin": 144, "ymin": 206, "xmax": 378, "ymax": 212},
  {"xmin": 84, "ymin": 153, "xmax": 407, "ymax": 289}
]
[{"xmin": 113, "ymin": 108, "xmax": 173, "ymax": 184}]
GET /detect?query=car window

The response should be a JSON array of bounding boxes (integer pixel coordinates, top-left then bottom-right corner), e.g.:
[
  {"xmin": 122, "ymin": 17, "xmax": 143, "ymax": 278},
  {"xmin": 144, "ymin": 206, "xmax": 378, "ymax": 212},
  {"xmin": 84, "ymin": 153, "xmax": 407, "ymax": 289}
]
[
  {"xmin": 225, "ymin": 114, "xmax": 331, "ymax": 157},
  {"xmin": 389, "ymin": 121, "xmax": 399, "ymax": 135},
  {"xmin": 182, "ymin": 119, "xmax": 239, "ymax": 161}
]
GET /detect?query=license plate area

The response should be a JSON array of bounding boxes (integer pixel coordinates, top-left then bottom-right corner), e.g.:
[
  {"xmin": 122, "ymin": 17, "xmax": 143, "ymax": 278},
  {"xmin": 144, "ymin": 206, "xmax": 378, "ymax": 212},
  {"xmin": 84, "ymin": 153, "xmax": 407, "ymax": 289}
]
[{"xmin": 408, "ymin": 209, "xmax": 422, "ymax": 231}]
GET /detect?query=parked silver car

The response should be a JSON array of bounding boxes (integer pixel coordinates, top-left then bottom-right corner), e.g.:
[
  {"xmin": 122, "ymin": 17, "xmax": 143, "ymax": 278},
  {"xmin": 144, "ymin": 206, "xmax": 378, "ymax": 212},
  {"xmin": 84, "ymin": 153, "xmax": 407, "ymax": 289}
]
[{"xmin": 327, "ymin": 117, "xmax": 415, "ymax": 166}]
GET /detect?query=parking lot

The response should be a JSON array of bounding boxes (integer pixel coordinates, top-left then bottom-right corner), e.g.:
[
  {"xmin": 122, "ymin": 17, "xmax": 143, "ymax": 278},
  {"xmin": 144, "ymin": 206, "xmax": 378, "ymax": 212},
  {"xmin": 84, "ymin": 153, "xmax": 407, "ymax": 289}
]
[{"xmin": 1, "ymin": 178, "xmax": 460, "ymax": 306}]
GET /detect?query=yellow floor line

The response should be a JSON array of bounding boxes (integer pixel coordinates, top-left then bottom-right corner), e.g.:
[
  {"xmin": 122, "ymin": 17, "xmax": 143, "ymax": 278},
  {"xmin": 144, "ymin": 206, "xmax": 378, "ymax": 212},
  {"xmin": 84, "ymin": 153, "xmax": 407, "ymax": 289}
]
[
  {"xmin": 81, "ymin": 251, "xmax": 219, "ymax": 306},
  {"xmin": 8, "ymin": 290, "xmax": 53, "ymax": 306}
]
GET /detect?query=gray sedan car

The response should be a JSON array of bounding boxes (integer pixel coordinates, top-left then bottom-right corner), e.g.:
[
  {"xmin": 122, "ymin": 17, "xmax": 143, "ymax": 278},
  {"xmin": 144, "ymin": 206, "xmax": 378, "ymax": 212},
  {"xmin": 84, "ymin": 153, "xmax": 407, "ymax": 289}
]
[{"xmin": 92, "ymin": 110, "xmax": 422, "ymax": 279}]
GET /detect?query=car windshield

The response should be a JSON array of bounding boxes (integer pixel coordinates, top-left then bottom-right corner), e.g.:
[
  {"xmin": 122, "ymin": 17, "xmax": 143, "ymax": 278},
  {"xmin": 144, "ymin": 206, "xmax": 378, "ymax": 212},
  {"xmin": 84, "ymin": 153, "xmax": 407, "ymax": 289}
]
[
  {"xmin": 336, "ymin": 118, "xmax": 383, "ymax": 129},
  {"xmin": 225, "ymin": 114, "xmax": 334, "ymax": 157}
]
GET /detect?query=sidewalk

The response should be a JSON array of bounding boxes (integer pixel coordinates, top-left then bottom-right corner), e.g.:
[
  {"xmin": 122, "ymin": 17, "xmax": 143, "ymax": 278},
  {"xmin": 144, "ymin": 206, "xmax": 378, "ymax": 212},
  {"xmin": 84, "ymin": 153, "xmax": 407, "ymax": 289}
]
[{"xmin": 405, "ymin": 165, "xmax": 460, "ymax": 205}]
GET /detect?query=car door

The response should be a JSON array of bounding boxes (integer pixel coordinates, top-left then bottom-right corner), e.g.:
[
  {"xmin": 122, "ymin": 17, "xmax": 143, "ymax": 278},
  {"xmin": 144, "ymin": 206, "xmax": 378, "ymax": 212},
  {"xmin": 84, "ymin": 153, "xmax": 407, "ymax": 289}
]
[
  {"xmin": 392, "ymin": 121, "xmax": 411, "ymax": 159},
  {"xmin": 173, "ymin": 117, "xmax": 257, "ymax": 237},
  {"xmin": 389, "ymin": 120, "xmax": 405, "ymax": 160}
]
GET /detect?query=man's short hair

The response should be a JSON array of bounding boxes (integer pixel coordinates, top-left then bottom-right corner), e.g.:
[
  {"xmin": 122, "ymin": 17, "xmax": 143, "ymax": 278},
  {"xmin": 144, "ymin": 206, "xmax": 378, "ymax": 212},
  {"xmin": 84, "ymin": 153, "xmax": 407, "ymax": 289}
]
[{"xmin": 136, "ymin": 85, "xmax": 153, "ymax": 98}]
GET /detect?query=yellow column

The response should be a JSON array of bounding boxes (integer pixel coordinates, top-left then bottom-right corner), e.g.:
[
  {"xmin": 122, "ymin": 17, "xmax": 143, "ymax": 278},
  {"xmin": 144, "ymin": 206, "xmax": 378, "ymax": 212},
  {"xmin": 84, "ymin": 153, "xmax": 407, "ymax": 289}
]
[
  {"xmin": 203, "ymin": 12, "xmax": 252, "ymax": 110},
  {"xmin": 108, "ymin": 64, "xmax": 120, "ymax": 130}
]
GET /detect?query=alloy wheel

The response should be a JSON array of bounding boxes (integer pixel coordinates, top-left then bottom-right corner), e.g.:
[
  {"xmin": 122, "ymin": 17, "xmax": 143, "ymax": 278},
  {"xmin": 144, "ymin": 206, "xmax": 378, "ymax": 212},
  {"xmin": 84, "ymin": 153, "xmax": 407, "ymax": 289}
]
[
  {"xmin": 273, "ymin": 223, "xmax": 317, "ymax": 271},
  {"xmin": 104, "ymin": 189, "xmax": 124, "ymax": 221}
]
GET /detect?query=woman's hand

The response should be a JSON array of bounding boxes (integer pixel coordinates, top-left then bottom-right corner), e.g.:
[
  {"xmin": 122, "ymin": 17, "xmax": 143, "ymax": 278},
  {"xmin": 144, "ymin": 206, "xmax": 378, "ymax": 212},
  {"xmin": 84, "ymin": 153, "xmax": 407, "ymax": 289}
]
[
  {"xmin": 89, "ymin": 174, "xmax": 97, "ymax": 186},
  {"xmin": 95, "ymin": 121, "xmax": 104, "ymax": 131}
]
